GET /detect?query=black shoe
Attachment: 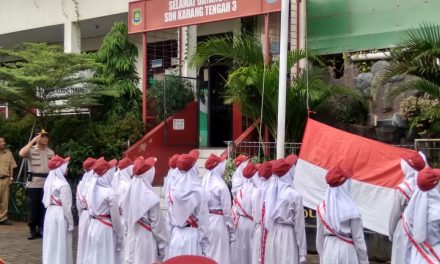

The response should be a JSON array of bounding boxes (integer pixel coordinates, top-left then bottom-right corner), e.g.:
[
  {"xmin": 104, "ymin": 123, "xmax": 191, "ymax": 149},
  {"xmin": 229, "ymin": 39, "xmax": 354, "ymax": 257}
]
[
  {"xmin": 28, "ymin": 233, "xmax": 36, "ymax": 240},
  {"xmin": 0, "ymin": 219, "xmax": 12, "ymax": 225},
  {"xmin": 35, "ymin": 232, "xmax": 42, "ymax": 239}
]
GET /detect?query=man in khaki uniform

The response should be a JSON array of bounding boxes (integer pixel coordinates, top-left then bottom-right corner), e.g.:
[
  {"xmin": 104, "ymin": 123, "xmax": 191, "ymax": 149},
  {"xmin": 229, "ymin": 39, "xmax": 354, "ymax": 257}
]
[
  {"xmin": 19, "ymin": 130, "xmax": 54, "ymax": 240},
  {"xmin": 0, "ymin": 137, "xmax": 17, "ymax": 225}
]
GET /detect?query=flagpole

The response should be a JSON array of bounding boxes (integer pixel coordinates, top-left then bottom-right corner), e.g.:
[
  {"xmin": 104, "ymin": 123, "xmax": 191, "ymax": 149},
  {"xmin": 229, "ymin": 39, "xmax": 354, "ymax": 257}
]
[{"xmin": 276, "ymin": 0, "xmax": 290, "ymax": 159}]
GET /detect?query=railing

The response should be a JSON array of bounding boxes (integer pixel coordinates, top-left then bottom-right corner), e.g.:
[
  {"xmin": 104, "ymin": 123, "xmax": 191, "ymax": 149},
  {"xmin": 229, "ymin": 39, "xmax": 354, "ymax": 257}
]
[{"xmin": 226, "ymin": 141, "xmax": 301, "ymax": 161}]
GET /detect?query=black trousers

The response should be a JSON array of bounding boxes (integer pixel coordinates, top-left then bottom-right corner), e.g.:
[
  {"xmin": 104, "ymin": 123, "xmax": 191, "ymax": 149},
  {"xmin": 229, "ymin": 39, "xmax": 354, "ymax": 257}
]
[{"xmin": 27, "ymin": 188, "xmax": 45, "ymax": 233}]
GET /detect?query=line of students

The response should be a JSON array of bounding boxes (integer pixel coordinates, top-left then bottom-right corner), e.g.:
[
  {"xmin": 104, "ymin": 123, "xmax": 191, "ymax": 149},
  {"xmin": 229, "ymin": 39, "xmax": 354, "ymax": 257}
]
[{"xmin": 41, "ymin": 149, "xmax": 440, "ymax": 264}]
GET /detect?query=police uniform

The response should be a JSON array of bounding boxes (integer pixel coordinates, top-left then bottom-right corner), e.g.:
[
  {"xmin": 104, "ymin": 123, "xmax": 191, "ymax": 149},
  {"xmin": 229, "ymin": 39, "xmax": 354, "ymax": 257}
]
[
  {"xmin": 26, "ymin": 144, "xmax": 54, "ymax": 237},
  {"xmin": 0, "ymin": 148, "xmax": 17, "ymax": 223}
]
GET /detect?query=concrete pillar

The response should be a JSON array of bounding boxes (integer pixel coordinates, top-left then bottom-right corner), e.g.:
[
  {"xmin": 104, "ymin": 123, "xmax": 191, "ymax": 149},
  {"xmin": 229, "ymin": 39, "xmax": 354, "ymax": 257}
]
[
  {"xmin": 64, "ymin": 21, "xmax": 81, "ymax": 53},
  {"xmin": 180, "ymin": 25, "xmax": 197, "ymax": 78}
]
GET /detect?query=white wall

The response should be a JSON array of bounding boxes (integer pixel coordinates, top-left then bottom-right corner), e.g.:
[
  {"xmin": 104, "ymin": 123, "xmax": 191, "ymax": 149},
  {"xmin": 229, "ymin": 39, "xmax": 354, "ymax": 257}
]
[{"xmin": 0, "ymin": 0, "xmax": 129, "ymax": 35}]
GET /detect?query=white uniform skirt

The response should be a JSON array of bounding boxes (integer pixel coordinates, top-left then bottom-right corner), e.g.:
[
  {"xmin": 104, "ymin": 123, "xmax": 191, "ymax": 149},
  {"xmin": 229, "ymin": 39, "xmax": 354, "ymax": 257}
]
[
  {"xmin": 264, "ymin": 223, "xmax": 299, "ymax": 264},
  {"xmin": 43, "ymin": 205, "xmax": 73, "ymax": 264},
  {"xmin": 391, "ymin": 218, "xmax": 412, "ymax": 264},
  {"xmin": 77, "ymin": 210, "xmax": 91, "ymax": 264},
  {"xmin": 125, "ymin": 222, "xmax": 159, "ymax": 264},
  {"xmin": 231, "ymin": 216, "xmax": 255, "ymax": 264},
  {"xmin": 167, "ymin": 226, "xmax": 201, "ymax": 259},
  {"xmin": 85, "ymin": 218, "xmax": 119, "ymax": 264},
  {"xmin": 251, "ymin": 223, "xmax": 262, "ymax": 264},
  {"xmin": 321, "ymin": 235, "xmax": 359, "ymax": 264},
  {"xmin": 206, "ymin": 213, "xmax": 231, "ymax": 264}
]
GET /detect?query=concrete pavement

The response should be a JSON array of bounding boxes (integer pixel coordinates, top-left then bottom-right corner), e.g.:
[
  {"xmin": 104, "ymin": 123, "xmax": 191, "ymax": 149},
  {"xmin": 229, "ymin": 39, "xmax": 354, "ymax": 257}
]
[{"xmin": 0, "ymin": 221, "xmax": 387, "ymax": 264}]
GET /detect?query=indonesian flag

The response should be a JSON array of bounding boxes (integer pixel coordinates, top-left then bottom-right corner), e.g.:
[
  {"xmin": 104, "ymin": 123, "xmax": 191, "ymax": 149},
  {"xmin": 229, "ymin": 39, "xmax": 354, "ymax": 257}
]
[{"xmin": 294, "ymin": 118, "xmax": 417, "ymax": 235}]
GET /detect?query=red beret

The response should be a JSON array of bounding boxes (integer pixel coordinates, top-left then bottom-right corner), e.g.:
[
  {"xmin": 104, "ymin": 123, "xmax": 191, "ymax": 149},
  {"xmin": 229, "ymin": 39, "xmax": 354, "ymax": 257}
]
[
  {"xmin": 325, "ymin": 165, "xmax": 349, "ymax": 187},
  {"xmin": 243, "ymin": 162, "xmax": 258, "ymax": 179},
  {"xmin": 133, "ymin": 157, "xmax": 157, "ymax": 176},
  {"xmin": 272, "ymin": 159, "xmax": 292, "ymax": 176},
  {"xmin": 49, "ymin": 155, "xmax": 70, "ymax": 170},
  {"xmin": 82, "ymin": 157, "xmax": 96, "ymax": 172},
  {"xmin": 169, "ymin": 154, "xmax": 180, "ymax": 169},
  {"xmin": 117, "ymin": 157, "xmax": 133, "ymax": 170},
  {"xmin": 417, "ymin": 167, "xmax": 440, "ymax": 191},
  {"xmin": 220, "ymin": 150, "xmax": 228, "ymax": 160},
  {"xmin": 205, "ymin": 153, "xmax": 227, "ymax": 170},
  {"xmin": 258, "ymin": 161, "xmax": 273, "ymax": 179},
  {"xmin": 234, "ymin": 154, "xmax": 249, "ymax": 167},
  {"xmin": 93, "ymin": 158, "xmax": 117, "ymax": 176},
  {"xmin": 177, "ymin": 149, "xmax": 199, "ymax": 172},
  {"xmin": 285, "ymin": 154, "xmax": 298, "ymax": 167},
  {"xmin": 403, "ymin": 153, "xmax": 426, "ymax": 171}
]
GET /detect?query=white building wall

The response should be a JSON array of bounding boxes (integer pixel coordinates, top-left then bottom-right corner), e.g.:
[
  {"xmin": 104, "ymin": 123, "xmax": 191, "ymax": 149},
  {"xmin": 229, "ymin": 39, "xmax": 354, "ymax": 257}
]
[{"xmin": 0, "ymin": 0, "xmax": 129, "ymax": 35}]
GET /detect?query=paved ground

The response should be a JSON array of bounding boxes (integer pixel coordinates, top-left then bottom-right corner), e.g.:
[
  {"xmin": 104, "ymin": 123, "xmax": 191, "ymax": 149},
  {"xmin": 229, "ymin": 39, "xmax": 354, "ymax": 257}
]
[
  {"xmin": 0, "ymin": 221, "xmax": 77, "ymax": 264},
  {"xmin": 0, "ymin": 221, "xmax": 386, "ymax": 264}
]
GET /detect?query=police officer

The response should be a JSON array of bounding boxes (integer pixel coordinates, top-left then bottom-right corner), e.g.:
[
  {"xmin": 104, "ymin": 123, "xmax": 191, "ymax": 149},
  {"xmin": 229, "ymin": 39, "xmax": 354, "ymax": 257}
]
[{"xmin": 19, "ymin": 129, "xmax": 55, "ymax": 240}]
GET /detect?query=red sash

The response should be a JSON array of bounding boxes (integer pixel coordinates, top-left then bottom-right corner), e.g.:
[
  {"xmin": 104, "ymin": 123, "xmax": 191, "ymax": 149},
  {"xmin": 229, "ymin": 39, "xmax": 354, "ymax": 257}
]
[
  {"xmin": 51, "ymin": 195, "xmax": 62, "ymax": 206},
  {"xmin": 185, "ymin": 215, "xmax": 199, "ymax": 228},
  {"xmin": 138, "ymin": 218, "xmax": 152, "ymax": 232},
  {"xmin": 209, "ymin": 209, "xmax": 224, "ymax": 215},
  {"xmin": 402, "ymin": 214, "xmax": 440, "ymax": 264},
  {"xmin": 233, "ymin": 189, "xmax": 254, "ymax": 221},
  {"xmin": 396, "ymin": 180, "xmax": 414, "ymax": 201},
  {"xmin": 93, "ymin": 214, "xmax": 112, "ymax": 228},
  {"xmin": 260, "ymin": 203, "xmax": 268, "ymax": 264},
  {"xmin": 76, "ymin": 188, "xmax": 88, "ymax": 209},
  {"xmin": 317, "ymin": 202, "xmax": 354, "ymax": 245},
  {"xmin": 168, "ymin": 190, "xmax": 174, "ymax": 206}
]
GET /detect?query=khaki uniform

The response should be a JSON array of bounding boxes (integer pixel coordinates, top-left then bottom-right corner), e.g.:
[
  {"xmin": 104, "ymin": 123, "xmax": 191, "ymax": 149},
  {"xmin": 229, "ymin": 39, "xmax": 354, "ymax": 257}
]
[
  {"xmin": 0, "ymin": 149, "xmax": 17, "ymax": 221},
  {"xmin": 25, "ymin": 145, "xmax": 54, "ymax": 234},
  {"xmin": 26, "ymin": 146, "xmax": 54, "ymax": 188}
]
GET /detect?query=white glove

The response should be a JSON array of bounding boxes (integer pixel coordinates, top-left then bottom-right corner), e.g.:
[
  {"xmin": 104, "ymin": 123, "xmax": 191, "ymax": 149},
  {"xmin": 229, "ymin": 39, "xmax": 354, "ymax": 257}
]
[
  {"xmin": 68, "ymin": 225, "xmax": 74, "ymax": 232},
  {"xmin": 230, "ymin": 233, "xmax": 237, "ymax": 242},
  {"xmin": 299, "ymin": 256, "xmax": 307, "ymax": 264}
]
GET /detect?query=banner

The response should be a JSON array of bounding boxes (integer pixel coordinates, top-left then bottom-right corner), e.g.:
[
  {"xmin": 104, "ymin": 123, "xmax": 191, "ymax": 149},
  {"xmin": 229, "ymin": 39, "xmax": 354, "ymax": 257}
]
[{"xmin": 129, "ymin": 0, "xmax": 281, "ymax": 33}]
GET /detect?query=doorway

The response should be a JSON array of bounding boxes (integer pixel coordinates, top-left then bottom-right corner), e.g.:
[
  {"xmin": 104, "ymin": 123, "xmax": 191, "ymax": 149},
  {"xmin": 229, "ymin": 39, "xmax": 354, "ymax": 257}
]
[{"xmin": 208, "ymin": 64, "xmax": 232, "ymax": 147}]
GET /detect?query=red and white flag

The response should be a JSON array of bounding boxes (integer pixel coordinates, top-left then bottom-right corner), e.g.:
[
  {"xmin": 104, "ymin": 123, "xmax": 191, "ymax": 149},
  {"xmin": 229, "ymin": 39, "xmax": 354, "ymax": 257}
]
[{"xmin": 294, "ymin": 118, "xmax": 416, "ymax": 235}]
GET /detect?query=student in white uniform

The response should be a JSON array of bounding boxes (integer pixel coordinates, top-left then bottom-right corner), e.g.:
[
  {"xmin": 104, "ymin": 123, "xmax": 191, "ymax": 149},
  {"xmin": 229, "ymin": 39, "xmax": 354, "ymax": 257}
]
[
  {"xmin": 231, "ymin": 160, "xmax": 260, "ymax": 264},
  {"xmin": 76, "ymin": 157, "xmax": 96, "ymax": 264},
  {"xmin": 231, "ymin": 154, "xmax": 250, "ymax": 198},
  {"xmin": 252, "ymin": 161, "xmax": 273, "ymax": 264},
  {"xmin": 202, "ymin": 152, "xmax": 235, "ymax": 264},
  {"xmin": 42, "ymin": 155, "xmax": 74, "ymax": 264},
  {"xmin": 402, "ymin": 167, "xmax": 440, "ymax": 264},
  {"xmin": 122, "ymin": 157, "xmax": 169, "ymax": 264},
  {"xmin": 316, "ymin": 165, "xmax": 369, "ymax": 264},
  {"xmin": 85, "ymin": 158, "xmax": 124, "ymax": 264},
  {"xmin": 167, "ymin": 149, "xmax": 210, "ymax": 258},
  {"xmin": 163, "ymin": 154, "xmax": 180, "ymax": 209},
  {"xmin": 388, "ymin": 152, "xmax": 426, "ymax": 264},
  {"xmin": 263, "ymin": 155, "xmax": 307, "ymax": 264}
]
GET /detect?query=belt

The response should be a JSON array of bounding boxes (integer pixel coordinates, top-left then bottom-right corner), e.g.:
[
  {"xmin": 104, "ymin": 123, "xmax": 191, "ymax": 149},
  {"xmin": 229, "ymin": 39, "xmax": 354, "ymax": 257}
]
[
  {"xmin": 328, "ymin": 232, "xmax": 352, "ymax": 239},
  {"xmin": 50, "ymin": 196, "xmax": 62, "ymax": 206},
  {"xmin": 138, "ymin": 218, "xmax": 152, "ymax": 232},
  {"xmin": 27, "ymin": 172, "xmax": 49, "ymax": 177},
  {"xmin": 209, "ymin": 209, "xmax": 224, "ymax": 215},
  {"xmin": 92, "ymin": 214, "xmax": 112, "ymax": 228},
  {"xmin": 27, "ymin": 172, "xmax": 49, "ymax": 181}
]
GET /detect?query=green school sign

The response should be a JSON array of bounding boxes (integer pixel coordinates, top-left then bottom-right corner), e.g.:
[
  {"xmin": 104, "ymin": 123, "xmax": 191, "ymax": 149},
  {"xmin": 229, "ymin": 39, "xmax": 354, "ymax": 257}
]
[{"xmin": 307, "ymin": 0, "xmax": 440, "ymax": 54}]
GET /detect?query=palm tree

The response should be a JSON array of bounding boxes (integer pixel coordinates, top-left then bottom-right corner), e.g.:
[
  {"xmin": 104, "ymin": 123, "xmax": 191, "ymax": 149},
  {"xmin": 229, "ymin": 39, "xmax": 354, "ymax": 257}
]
[
  {"xmin": 191, "ymin": 34, "xmax": 364, "ymax": 141},
  {"xmin": 379, "ymin": 23, "xmax": 440, "ymax": 125}
]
